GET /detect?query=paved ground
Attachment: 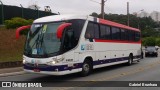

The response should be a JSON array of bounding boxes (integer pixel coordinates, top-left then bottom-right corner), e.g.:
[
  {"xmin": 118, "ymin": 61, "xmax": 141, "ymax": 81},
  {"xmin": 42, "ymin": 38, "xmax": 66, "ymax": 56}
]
[
  {"xmin": 0, "ymin": 54, "xmax": 160, "ymax": 90},
  {"xmin": 0, "ymin": 67, "xmax": 23, "ymax": 74}
]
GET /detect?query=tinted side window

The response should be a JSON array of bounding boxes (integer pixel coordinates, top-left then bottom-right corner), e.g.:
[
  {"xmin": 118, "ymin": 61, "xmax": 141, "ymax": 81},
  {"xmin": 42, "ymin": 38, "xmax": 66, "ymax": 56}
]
[
  {"xmin": 100, "ymin": 25, "xmax": 106, "ymax": 39},
  {"xmin": 135, "ymin": 32, "xmax": 140, "ymax": 41},
  {"xmin": 69, "ymin": 19, "xmax": 85, "ymax": 40},
  {"xmin": 112, "ymin": 27, "xmax": 121, "ymax": 40},
  {"xmin": 125, "ymin": 30, "xmax": 129, "ymax": 41},
  {"xmin": 128, "ymin": 31, "xmax": 135, "ymax": 41},
  {"xmin": 94, "ymin": 23, "xmax": 99, "ymax": 39},
  {"xmin": 85, "ymin": 22, "xmax": 94, "ymax": 38},
  {"xmin": 121, "ymin": 29, "xmax": 125, "ymax": 40},
  {"xmin": 105, "ymin": 26, "xmax": 111, "ymax": 39},
  {"xmin": 100, "ymin": 25, "xmax": 111, "ymax": 39},
  {"xmin": 85, "ymin": 22, "xmax": 99, "ymax": 39}
]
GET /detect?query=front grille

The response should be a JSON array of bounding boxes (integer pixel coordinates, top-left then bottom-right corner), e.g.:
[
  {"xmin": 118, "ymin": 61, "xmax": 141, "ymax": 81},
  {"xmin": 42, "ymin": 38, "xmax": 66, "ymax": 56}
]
[{"xmin": 25, "ymin": 63, "xmax": 49, "ymax": 68}]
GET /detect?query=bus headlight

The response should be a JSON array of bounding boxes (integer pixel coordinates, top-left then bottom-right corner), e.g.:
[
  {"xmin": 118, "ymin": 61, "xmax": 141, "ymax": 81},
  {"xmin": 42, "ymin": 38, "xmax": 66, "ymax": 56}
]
[
  {"xmin": 23, "ymin": 59, "xmax": 26, "ymax": 64},
  {"xmin": 23, "ymin": 57, "xmax": 26, "ymax": 64},
  {"xmin": 47, "ymin": 58, "xmax": 64, "ymax": 65},
  {"xmin": 47, "ymin": 61, "xmax": 56, "ymax": 65}
]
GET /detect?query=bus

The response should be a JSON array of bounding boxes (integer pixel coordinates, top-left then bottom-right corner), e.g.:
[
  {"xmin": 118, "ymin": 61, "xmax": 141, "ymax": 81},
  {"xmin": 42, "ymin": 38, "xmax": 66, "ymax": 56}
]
[{"xmin": 16, "ymin": 14, "xmax": 142, "ymax": 76}]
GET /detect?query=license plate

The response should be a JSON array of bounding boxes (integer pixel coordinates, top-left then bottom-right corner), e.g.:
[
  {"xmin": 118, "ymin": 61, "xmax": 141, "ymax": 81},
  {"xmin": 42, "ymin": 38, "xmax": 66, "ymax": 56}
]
[{"xmin": 33, "ymin": 69, "xmax": 40, "ymax": 72}]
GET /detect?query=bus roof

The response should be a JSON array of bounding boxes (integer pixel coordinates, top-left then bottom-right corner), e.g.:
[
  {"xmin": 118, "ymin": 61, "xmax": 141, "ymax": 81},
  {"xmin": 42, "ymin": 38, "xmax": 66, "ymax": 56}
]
[
  {"xmin": 34, "ymin": 14, "xmax": 88, "ymax": 23},
  {"xmin": 34, "ymin": 14, "xmax": 140, "ymax": 32}
]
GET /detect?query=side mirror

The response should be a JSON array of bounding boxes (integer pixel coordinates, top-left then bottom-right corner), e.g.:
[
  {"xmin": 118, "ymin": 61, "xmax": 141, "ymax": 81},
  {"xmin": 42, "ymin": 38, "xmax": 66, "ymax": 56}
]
[
  {"xmin": 56, "ymin": 23, "xmax": 72, "ymax": 39},
  {"xmin": 16, "ymin": 25, "xmax": 31, "ymax": 39}
]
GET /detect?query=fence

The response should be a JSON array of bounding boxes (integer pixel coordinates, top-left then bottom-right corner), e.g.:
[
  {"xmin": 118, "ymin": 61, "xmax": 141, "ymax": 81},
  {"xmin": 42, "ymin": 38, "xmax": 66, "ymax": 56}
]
[{"xmin": 0, "ymin": 5, "xmax": 56, "ymax": 24}]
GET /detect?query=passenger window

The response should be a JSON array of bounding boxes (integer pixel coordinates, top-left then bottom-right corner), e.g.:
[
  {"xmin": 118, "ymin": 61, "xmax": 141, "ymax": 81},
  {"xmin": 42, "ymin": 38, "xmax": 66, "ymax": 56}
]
[
  {"xmin": 128, "ymin": 31, "xmax": 135, "ymax": 41},
  {"xmin": 112, "ymin": 27, "xmax": 121, "ymax": 40},
  {"xmin": 100, "ymin": 25, "xmax": 106, "ymax": 39},
  {"xmin": 135, "ymin": 32, "xmax": 140, "ymax": 41},
  {"xmin": 100, "ymin": 25, "xmax": 111, "ymax": 39},
  {"xmin": 85, "ymin": 22, "xmax": 94, "ymax": 39},
  {"xmin": 85, "ymin": 22, "xmax": 99, "ymax": 39},
  {"xmin": 105, "ymin": 26, "xmax": 111, "ymax": 39},
  {"xmin": 63, "ymin": 29, "xmax": 74, "ymax": 51},
  {"xmin": 121, "ymin": 29, "xmax": 125, "ymax": 40},
  {"xmin": 94, "ymin": 23, "xmax": 99, "ymax": 39}
]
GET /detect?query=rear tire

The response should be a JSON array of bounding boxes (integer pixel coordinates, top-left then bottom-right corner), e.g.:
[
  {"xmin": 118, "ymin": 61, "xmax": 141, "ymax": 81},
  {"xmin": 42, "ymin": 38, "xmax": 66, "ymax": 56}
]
[
  {"xmin": 81, "ymin": 60, "xmax": 92, "ymax": 77},
  {"xmin": 145, "ymin": 54, "xmax": 148, "ymax": 57},
  {"xmin": 141, "ymin": 52, "xmax": 144, "ymax": 59},
  {"xmin": 127, "ymin": 55, "xmax": 133, "ymax": 66},
  {"xmin": 155, "ymin": 54, "xmax": 158, "ymax": 57}
]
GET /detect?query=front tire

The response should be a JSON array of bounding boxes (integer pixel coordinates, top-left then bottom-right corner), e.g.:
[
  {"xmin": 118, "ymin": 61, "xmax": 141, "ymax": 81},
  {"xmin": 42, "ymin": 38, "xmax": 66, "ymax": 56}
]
[{"xmin": 81, "ymin": 60, "xmax": 92, "ymax": 76}]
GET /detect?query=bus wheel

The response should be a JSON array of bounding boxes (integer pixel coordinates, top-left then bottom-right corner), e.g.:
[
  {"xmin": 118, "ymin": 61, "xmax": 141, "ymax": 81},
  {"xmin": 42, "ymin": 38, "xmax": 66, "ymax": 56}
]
[
  {"xmin": 81, "ymin": 60, "xmax": 92, "ymax": 76},
  {"xmin": 127, "ymin": 55, "xmax": 133, "ymax": 66}
]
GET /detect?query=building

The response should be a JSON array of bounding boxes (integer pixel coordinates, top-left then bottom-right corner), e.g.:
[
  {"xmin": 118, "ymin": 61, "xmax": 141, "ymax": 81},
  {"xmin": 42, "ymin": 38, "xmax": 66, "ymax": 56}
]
[
  {"xmin": 136, "ymin": 11, "xmax": 149, "ymax": 18},
  {"xmin": 150, "ymin": 11, "xmax": 160, "ymax": 22},
  {"xmin": 133, "ymin": 10, "xmax": 160, "ymax": 22}
]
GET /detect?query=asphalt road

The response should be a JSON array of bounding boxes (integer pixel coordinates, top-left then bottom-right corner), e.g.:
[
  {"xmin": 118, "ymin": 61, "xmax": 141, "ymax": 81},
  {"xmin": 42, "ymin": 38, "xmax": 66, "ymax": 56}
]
[{"xmin": 0, "ymin": 55, "xmax": 160, "ymax": 90}]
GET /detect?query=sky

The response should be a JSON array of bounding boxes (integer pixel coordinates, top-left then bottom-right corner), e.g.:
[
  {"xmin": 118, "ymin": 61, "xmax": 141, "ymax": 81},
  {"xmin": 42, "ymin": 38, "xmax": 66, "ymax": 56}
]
[{"xmin": 1, "ymin": 0, "xmax": 160, "ymax": 15}]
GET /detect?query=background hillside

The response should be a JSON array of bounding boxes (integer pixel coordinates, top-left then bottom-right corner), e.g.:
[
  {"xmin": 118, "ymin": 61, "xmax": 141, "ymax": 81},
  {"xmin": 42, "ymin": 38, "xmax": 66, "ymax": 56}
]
[{"xmin": 0, "ymin": 26, "xmax": 25, "ymax": 62}]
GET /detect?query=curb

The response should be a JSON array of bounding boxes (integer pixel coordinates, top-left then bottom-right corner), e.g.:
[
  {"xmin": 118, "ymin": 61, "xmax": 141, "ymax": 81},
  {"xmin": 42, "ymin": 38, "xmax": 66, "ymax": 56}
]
[
  {"xmin": 0, "ymin": 71, "xmax": 25, "ymax": 77},
  {"xmin": 0, "ymin": 61, "xmax": 22, "ymax": 69},
  {"xmin": 0, "ymin": 67, "xmax": 25, "ymax": 77}
]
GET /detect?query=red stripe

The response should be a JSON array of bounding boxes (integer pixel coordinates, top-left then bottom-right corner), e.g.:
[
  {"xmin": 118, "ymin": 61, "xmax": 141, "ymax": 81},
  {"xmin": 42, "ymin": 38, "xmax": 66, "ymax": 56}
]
[
  {"xmin": 99, "ymin": 19, "xmax": 140, "ymax": 32},
  {"xmin": 95, "ymin": 39, "xmax": 141, "ymax": 44}
]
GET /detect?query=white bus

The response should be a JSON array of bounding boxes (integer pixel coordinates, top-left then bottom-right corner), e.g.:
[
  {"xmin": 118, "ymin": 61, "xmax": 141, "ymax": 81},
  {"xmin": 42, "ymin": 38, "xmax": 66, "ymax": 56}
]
[{"xmin": 16, "ymin": 14, "xmax": 142, "ymax": 76}]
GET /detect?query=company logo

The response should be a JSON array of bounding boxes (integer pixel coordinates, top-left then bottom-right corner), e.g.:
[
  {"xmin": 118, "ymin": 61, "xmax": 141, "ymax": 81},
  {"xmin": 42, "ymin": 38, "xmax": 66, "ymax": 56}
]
[
  {"xmin": 81, "ymin": 44, "xmax": 94, "ymax": 50},
  {"xmin": 2, "ymin": 82, "xmax": 11, "ymax": 87},
  {"xmin": 81, "ymin": 45, "xmax": 85, "ymax": 50},
  {"xmin": 31, "ymin": 59, "xmax": 35, "ymax": 64}
]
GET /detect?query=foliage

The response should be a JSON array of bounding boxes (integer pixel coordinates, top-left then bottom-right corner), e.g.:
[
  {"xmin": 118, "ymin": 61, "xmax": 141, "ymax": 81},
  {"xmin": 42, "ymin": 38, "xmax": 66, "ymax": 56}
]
[
  {"xmin": 4, "ymin": 17, "xmax": 33, "ymax": 29},
  {"xmin": 156, "ymin": 38, "xmax": 160, "ymax": 46},
  {"xmin": 4, "ymin": 17, "xmax": 33, "ymax": 35},
  {"xmin": 142, "ymin": 37, "xmax": 156, "ymax": 46}
]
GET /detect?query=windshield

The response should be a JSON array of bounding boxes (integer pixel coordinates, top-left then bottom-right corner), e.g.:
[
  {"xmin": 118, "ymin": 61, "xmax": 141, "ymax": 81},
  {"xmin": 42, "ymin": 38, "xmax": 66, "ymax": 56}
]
[
  {"xmin": 24, "ymin": 19, "xmax": 85, "ymax": 58},
  {"xmin": 24, "ymin": 22, "xmax": 64, "ymax": 57}
]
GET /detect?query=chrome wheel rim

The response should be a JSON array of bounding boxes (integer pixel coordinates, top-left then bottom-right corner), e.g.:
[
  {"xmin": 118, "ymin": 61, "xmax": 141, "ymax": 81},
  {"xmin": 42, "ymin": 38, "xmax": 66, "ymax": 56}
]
[{"xmin": 83, "ymin": 63, "xmax": 90, "ymax": 73}]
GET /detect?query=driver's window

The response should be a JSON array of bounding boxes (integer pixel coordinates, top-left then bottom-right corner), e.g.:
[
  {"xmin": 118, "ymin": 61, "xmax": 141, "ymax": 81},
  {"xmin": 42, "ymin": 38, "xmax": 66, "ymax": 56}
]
[{"xmin": 63, "ymin": 29, "xmax": 74, "ymax": 51}]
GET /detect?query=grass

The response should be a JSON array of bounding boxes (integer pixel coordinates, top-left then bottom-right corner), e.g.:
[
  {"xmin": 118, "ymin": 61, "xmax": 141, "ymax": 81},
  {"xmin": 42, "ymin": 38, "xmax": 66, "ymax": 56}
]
[{"xmin": 0, "ymin": 27, "xmax": 26, "ymax": 62}]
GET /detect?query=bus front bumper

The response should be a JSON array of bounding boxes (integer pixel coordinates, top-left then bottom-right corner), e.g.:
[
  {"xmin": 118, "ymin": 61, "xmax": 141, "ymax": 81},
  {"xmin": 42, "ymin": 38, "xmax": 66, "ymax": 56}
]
[{"xmin": 23, "ymin": 63, "xmax": 82, "ymax": 75}]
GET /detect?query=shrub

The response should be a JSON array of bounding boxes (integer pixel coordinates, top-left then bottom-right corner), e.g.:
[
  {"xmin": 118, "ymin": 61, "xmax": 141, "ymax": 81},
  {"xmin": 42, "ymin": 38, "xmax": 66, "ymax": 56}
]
[
  {"xmin": 156, "ymin": 38, "xmax": 160, "ymax": 46},
  {"xmin": 4, "ymin": 17, "xmax": 33, "ymax": 29},
  {"xmin": 142, "ymin": 37, "xmax": 156, "ymax": 46}
]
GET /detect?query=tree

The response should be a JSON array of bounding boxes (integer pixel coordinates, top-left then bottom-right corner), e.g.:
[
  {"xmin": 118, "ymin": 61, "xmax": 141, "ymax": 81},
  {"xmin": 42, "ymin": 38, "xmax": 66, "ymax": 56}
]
[
  {"xmin": 156, "ymin": 38, "xmax": 160, "ymax": 46},
  {"xmin": 143, "ymin": 37, "xmax": 156, "ymax": 46}
]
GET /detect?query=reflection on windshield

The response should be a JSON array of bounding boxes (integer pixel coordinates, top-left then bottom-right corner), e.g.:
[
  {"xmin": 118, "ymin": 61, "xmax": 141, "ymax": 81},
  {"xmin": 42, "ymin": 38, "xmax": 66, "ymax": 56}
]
[{"xmin": 24, "ymin": 22, "xmax": 63, "ymax": 57}]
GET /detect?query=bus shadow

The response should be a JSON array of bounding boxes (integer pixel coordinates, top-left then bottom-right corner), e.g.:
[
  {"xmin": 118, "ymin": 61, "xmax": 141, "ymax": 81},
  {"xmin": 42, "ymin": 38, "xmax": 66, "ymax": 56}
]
[{"xmin": 28, "ymin": 62, "xmax": 138, "ymax": 82}]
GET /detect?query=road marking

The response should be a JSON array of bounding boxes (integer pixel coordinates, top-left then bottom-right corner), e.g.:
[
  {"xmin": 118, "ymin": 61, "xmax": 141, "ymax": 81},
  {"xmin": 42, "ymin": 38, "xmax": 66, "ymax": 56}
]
[
  {"xmin": 54, "ymin": 60, "xmax": 160, "ymax": 90},
  {"xmin": 0, "ymin": 71, "xmax": 25, "ymax": 77}
]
